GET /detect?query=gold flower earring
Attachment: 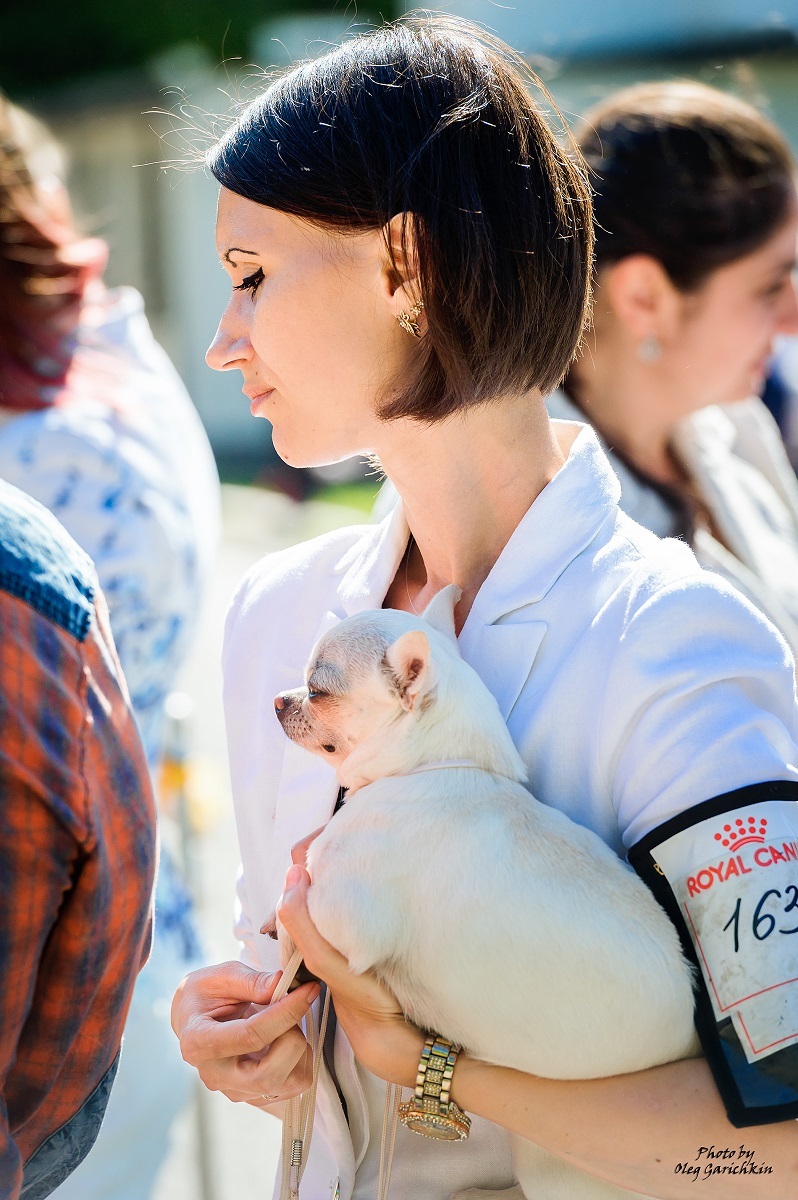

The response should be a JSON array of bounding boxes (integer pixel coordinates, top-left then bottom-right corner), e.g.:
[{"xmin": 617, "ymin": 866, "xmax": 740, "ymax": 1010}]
[{"xmin": 396, "ymin": 299, "xmax": 425, "ymax": 338}]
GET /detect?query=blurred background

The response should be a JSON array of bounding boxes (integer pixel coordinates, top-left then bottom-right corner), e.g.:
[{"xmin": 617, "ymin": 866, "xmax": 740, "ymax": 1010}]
[
  {"xmin": 3, "ymin": 3, "xmax": 798, "ymax": 1198},
  {"xmin": 5, "ymin": 0, "xmax": 798, "ymax": 486}
]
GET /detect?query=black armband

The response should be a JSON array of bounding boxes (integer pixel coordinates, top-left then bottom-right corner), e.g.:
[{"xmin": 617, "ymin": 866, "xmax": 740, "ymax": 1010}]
[{"xmin": 628, "ymin": 781, "xmax": 798, "ymax": 1127}]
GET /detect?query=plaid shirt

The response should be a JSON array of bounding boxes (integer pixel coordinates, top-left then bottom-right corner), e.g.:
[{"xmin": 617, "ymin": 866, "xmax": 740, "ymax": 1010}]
[{"xmin": 0, "ymin": 480, "xmax": 156, "ymax": 1199}]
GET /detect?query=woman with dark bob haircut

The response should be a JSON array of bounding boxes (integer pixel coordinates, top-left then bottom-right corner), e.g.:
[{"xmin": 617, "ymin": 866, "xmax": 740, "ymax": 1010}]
[{"xmin": 173, "ymin": 18, "xmax": 798, "ymax": 1200}]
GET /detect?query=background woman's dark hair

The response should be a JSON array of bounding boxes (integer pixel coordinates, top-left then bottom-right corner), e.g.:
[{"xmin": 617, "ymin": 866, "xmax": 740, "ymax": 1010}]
[
  {"xmin": 208, "ymin": 16, "xmax": 593, "ymax": 421},
  {"xmin": 575, "ymin": 80, "xmax": 796, "ymax": 292}
]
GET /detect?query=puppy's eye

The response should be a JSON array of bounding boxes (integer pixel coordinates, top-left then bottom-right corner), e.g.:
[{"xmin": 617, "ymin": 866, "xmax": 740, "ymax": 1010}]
[{"xmin": 307, "ymin": 689, "xmax": 325, "ymax": 700}]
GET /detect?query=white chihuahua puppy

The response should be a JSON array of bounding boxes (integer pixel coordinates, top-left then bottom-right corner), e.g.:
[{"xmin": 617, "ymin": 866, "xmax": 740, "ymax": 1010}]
[{"xmin": 274, "ymin": 585, "xmax": 699, "ymax": 1200}]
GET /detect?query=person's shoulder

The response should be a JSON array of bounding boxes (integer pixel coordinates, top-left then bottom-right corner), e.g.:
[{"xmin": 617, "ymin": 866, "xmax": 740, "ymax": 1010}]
[
  {"xmin": 609, "ymin": 512, "xmax": 704, "ymax": 599},
  {"xmin": 0, "ymin": 394, "xmax": 128, "ymax": 478},
  {"xmin": 222, "ymin": 522, "xmax": 377, "ymax": 691},
  {"xmin": 594, "ymin": 515, "xmax": 798, "ymax": 849},
  {"xmin": 230, "ymin": 522, "xmax": 374, "ymax": 622},
  {"xmin": 615, "ymin": 509, "xmax": 751, "ymax": 603},
  {"xmin": 606, "ymin": 511, "xmax": 794, "ymax": 675},
  {"xmin": 0, "ymin": 479, "xmax": 96, "ymax": 641}
]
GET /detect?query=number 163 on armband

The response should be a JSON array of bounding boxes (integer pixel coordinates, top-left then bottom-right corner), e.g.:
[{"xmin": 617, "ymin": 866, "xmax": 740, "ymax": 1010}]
[
  {"xmin": 658, "ymin": 800, "xmax": 798, "ymax": 1065},
  {"xmin": 629, "ymin": 785, "xmax": 798, "ymax": 1125}
]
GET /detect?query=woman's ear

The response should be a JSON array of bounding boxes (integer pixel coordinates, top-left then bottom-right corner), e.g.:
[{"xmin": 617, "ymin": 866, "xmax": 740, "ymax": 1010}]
[
  {"xmin": 381, "ymin": 212, "xmax": 426, "ymax": 328},
  {"xmin": 602, "ymin": 255, "xmax": 682, "ymax": 346}
]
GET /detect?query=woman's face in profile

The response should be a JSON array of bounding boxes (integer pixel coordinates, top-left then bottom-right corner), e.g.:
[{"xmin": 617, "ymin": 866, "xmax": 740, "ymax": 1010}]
[
  {"xmin": 207, "ymin": 188, "xmax": 413, "ymax": 468},
  {"xmin": 674, "ymin": 194, "xmax": 798, "ymax": 408}
]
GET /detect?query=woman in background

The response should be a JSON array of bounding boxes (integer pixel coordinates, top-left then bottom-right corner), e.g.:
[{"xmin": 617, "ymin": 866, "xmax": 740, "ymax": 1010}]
[
  {"xmin": 0, "ymin": 97, "xmax": 221, "ymax": 1198},
  {"xmin": 548, "ymin": 81, "xmax": 798, "ymax": 653}
]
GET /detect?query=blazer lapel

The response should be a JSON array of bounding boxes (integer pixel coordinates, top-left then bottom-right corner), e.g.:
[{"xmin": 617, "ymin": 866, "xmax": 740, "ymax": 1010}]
[
  {"xmin": 459, "ymin": 618, "xmax": 548, "ymax": 721},
  {"xmin": 451, "ymin": 427, "xmax": 622, "ymax": 723}
]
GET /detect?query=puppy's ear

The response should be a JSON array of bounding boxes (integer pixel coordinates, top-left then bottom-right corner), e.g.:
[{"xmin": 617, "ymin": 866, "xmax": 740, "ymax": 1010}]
[
  {"xmin": 385, "ymin": 630, "xmax": 430, "ymax": 711},
  {"xmin": 421, "ymin": 583, "xmax": 461, "ymax": 643}
]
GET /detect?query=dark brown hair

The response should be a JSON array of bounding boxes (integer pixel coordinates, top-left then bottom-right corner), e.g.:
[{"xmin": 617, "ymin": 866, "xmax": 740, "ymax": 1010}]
[
  {"xmin": 207, "ymin": 16, "xmax": 593, "ymax": 422},
  {"xmin": 575, "ymin": 80, "xmax": 795, "ymax": 292}
]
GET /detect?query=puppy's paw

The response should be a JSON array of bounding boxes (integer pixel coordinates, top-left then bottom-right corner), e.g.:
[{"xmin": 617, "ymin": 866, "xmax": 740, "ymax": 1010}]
[{"xmin": 260, "ymin": 910, "xmax": 279, "ymax": 940}]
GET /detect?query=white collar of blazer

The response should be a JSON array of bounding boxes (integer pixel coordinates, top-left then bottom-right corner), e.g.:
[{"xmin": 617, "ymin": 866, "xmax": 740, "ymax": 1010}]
[
  {"xmin": 331, "ymin": 420, "xmax": 621, "ymax": 721},
  {"xmin": 458, "ymin": 421, "xmax": 621, "ymax": 720},
  {"xmin": 274, "ymin": 424, "xmax": 621, "ymax": 858}
]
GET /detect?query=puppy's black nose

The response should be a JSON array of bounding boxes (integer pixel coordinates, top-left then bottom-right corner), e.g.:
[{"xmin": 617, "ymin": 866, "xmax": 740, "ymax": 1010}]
[{"xmin": 274, "ymin": 694, "xmax": 286, "ymax": 712}]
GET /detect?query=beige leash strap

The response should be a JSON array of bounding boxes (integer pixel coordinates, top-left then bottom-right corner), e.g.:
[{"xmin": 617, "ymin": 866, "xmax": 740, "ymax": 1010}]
[
  {"xmin": 274, "ymin": 950, "xmax": 331, "ymax": 1200},
  {"xmin": 377, "ymin": 1083, "xmax": 403, "ymax": 1200},
  {"xmin": 272, "ymin": 950, "xmax": 402, "ymax": 1200},
  {"xmin": 270, "ymin": 948, "xmax": 305, "ymax": 1006}
]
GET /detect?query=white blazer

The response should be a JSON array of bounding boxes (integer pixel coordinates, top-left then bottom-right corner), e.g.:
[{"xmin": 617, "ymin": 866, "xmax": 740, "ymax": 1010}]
[
  {"xmin": 547, "ymin": 390, "xmax": 798, "ymax": 657},
  {"xmin": 223, "ymin": 421, "xmax": 798, "ymax": 1200}
]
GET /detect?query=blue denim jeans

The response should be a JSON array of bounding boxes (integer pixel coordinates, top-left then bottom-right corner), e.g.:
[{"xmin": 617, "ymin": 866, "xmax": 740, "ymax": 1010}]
[{"xmin": 20, "ymin": 1052, "xmax": 120, "ymax": 1200}]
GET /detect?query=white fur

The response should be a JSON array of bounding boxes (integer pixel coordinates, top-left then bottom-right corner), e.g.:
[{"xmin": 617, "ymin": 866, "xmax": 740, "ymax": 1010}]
[{"xmin": 275, "ymin": 588, "xmax": 700, "ymax": 1200}]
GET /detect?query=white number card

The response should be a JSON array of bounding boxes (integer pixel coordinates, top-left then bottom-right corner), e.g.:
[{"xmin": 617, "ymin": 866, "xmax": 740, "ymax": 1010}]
[{"xmin": 652, "ymin": 800, "xmax": 798, "ymax": 1064}]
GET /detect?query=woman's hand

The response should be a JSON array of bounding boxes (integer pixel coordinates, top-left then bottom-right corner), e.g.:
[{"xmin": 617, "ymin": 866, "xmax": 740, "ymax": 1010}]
[
  {"xmin": 171, "ymin": 960, "xmax": 319, "ymax": 1106},
  {"xmin": 278, "ymin": 864, "xmax": 425, "ymax": 1087}
]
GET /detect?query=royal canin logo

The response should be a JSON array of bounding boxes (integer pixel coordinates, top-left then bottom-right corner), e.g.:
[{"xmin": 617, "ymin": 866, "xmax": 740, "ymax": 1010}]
[
  {"xmin": 685, "ymin": 815, "xmax": 798, "ymax": 896},
  {"xmin": 713, "ymin": 815, "xmax": 768, "ymax": 851}
]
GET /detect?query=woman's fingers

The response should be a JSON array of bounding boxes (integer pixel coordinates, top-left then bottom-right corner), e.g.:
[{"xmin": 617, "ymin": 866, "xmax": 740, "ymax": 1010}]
[
  {"xmin": 199, "ymin": 1022, "xmax": 313, "ymax": 1097},
  {"xmin": 172, "ymin": 960, "xmax": 281, "ymax": 1039},
  {"xmin": 179, "ymin": 980, "xmax": 319, "ymax": 1065},
  {"xmin": 240, "ymin": 1026, "xmax": 314, "ymax": 1098},
  {"xmin": 277, "ymin": 864, "xmax": 354, "ymax": 987},
  {"xmin": 170, "ymin": 951, "xmax": 326, "ymax": 1105}
]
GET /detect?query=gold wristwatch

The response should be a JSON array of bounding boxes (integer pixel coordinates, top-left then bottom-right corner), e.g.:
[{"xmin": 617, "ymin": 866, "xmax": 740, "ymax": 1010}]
[{"xmin": 398, "ymin": 1035, "xmax": 471, "ymax": 1141}]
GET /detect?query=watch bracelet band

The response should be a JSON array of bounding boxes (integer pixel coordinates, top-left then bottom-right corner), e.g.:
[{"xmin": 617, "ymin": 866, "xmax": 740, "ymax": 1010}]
[
  {"xmin": 398, "ymin": 1034, "xmax": 471, "ymax": 1135},
  {"xmin": 417, "ymin": 1036, "xmax": 459, "ymax": 1112}
]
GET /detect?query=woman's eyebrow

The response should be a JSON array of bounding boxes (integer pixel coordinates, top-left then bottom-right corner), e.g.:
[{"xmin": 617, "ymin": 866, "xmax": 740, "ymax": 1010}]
[{"xmin": 224, "ymin": 246, "xmax": 259, "ymax": 262}]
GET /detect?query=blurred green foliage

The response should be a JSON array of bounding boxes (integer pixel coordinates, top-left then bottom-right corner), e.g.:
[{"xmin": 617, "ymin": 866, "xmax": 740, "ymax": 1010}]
[{"xmin": 0, "ymin": 0, "xmax": 392, "ymax": 93}]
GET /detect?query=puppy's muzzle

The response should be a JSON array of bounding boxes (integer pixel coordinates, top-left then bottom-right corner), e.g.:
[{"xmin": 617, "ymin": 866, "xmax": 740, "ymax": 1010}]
[
  {"xmin": 274, "ymin": 688, "xmax": 307, "ymax": 733},
  {"xmin": 275, "ymin": 688, "xmax": 303, "ymax": 718}
]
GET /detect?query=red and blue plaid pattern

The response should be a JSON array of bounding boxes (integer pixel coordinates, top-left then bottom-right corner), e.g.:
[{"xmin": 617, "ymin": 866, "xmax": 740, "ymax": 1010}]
[{"xmin": 0, "ymin": 578, "xmax": 156, "ymax": 1197}]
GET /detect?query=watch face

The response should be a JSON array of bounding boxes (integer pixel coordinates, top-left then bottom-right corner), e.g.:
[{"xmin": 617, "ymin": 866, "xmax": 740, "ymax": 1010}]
[{"xmin": 403, "ymin": 1114, "xmax": 468, "ymax": 1141}]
